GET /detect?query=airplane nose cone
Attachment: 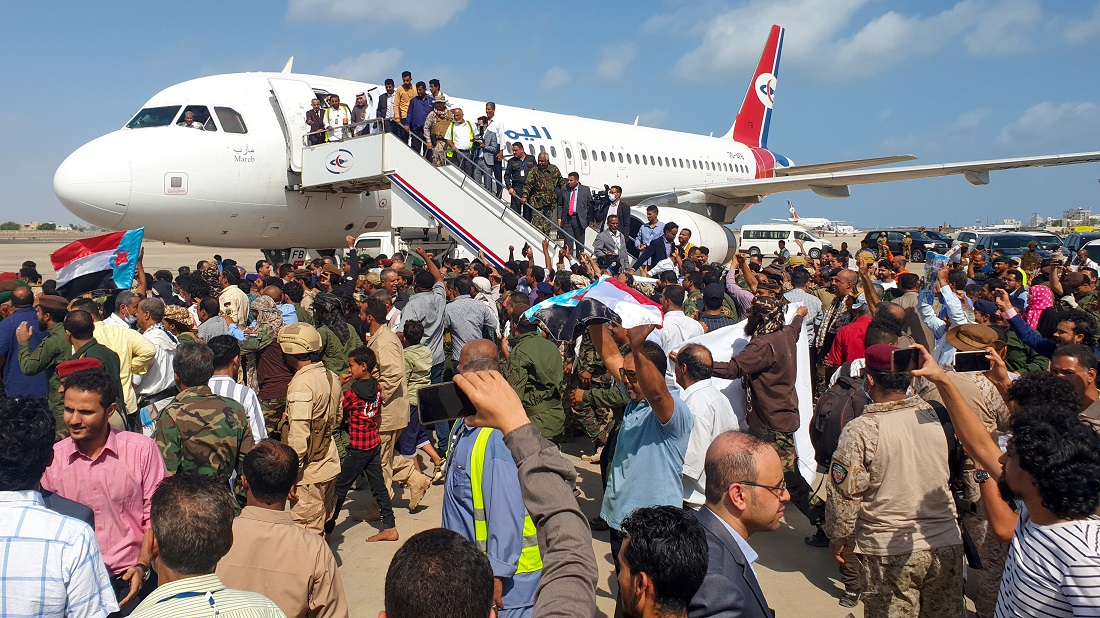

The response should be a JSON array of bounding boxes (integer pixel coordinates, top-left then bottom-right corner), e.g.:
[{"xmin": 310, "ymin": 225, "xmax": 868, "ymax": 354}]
[{"xmin": 54, "ymin": 136, "xmax": 130, "ymax": 229}]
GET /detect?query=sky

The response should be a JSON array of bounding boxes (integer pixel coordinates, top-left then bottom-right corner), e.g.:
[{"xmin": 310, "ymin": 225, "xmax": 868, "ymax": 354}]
[{"xmin": 4, "ymin": 0, "xmax": 1100, "ymax": 230}]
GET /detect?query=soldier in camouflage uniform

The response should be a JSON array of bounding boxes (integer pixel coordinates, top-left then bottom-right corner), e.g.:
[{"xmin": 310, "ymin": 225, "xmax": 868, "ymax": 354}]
[
  {"xmin": 154, "ymin": 341, "xmax": 254, "ymax": 481},
  {"xmin": 825, "ymin": 344, "xmax": 964, "ymax": 616},
  {"xmin": 279, "ymin": 322, "xmax": 343, "ymax": 534},
  {"xmin": 562, "ymin": 330, "xmax": 615, "ymax": 459},
  {"xmin": 422, "ymin": 95, "xmax": 454, "ymax": 167},
  {"xmin": 521, "ymin": 152, "xmax": 564, "ymax": 237}
]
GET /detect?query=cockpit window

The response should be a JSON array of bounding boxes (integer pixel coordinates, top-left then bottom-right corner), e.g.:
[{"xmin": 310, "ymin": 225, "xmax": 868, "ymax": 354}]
[
  {"xmin": 215, "ymin": 107, "xmax": 247, "ymax": 134},
  {"xmin": 126, "ymin": 106, "xmax": 181, "ymax": 129},
  {"xmin": 178, "ymin": 105, "xmax": 216, "ymax": 131}
]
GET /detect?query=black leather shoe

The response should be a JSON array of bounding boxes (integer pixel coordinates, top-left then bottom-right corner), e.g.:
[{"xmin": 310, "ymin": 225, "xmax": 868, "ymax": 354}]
[{"xmin": 804, "ymin": 526, "xmax": 829, "ymax": 547}]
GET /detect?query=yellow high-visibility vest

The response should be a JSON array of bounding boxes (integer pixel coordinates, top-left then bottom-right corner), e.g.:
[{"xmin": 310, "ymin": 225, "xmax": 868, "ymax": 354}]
[{"xmin": 469, "ymin": 427, "xmax": 543, "ymax": 574}]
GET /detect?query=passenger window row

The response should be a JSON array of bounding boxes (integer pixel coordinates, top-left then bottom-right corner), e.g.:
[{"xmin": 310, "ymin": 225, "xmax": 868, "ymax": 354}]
[{"xmin": 499, "ymin": 141, "xmax": 752, "ymax": 174}]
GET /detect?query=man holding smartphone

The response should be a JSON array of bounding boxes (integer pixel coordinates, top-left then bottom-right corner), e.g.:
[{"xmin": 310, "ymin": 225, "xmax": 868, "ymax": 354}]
[{"xmin": 826, "ymin": 344, "xmax": 964, "ymax": 616}]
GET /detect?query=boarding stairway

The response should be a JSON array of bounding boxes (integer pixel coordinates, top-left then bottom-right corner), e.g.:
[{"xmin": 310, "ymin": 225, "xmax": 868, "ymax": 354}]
[{"xmin": 294, "ymin": 123, "xmax": 587, "ymax": 268}]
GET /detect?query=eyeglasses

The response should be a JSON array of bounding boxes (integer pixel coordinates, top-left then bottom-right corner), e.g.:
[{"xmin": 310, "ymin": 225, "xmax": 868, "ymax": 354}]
[
  {"xmin": 735, "ymin": 480, "xmax": 788, "ymax": 499},
  {"xmin": 619, "ymin": 369, "xmax": 637, "ymax": 382}
]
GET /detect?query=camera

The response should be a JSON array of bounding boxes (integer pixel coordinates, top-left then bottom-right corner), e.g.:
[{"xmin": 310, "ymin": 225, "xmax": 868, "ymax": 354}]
[{"xmin": 590, "ymin": 184, "xmax": 611, "ymax": 210}]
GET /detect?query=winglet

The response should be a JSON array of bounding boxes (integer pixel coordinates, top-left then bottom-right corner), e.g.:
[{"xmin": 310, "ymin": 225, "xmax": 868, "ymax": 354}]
[
  {"xmin": 281, "ymin": 56, "xmax": 294, "ymax": 74},
  {"xmin": 722, "ymin": 25, "xmax": 784, "ymax": 148}
]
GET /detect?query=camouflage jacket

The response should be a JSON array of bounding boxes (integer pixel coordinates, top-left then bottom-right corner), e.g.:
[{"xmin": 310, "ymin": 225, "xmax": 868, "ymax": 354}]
[
  {"xmin": 573, "ymin": 330, "xmax": 607, "ymax": 376},
  {"xmin": 155, "ymin": 385, "xmax": 254, "ymax": 481},
  {"xmin": 521, "ymin": 164, "xmax": 564, "ymax": 206}
]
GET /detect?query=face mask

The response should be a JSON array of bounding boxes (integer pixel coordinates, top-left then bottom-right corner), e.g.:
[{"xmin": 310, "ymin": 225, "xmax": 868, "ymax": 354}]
[
  {"xmin": 125, "ymin": 314, "xmax": 137, "ymax": 326},
  {"xmin": 609, "ymin": 193, "xmax": 618, "ymax": 202}
]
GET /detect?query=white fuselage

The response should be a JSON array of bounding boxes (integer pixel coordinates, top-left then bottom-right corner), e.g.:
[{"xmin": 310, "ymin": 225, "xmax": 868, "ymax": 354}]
[{"xmin": 55, "ymin": 72, "xmax": 771, "ymax": 251}]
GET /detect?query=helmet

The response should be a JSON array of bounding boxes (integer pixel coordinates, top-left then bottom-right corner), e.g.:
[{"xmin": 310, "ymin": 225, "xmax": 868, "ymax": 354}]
[{"xmin": 278, "ymin": 322, "xmax": 322, "ymax": 354}]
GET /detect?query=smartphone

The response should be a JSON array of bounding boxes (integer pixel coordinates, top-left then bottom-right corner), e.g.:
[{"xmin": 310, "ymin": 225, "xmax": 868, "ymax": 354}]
[
  {"xmin": 418, "ymin": 381, "xmax": 478, "ymax": 425},
  {"xmin": 953, "ymin": 350, "xmax": 991, "ymax": 373},
  {"xmin": 891, "ymin": 348, "xmax": 920, "ymax": 373}
]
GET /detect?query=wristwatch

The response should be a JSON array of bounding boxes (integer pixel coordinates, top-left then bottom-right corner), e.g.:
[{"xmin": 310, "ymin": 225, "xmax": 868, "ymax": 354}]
[
  {"xmin": 974, "ymin": 470, "xmax": 991, "ymax": 484},
  {"xmin": 136, "ymin": 563, "xmax": 152, "ymax": 582}
]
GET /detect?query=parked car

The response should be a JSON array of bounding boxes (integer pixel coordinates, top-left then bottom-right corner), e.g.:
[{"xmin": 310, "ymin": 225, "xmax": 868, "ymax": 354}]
[
  {"xmin": 860, "ymin": 229, "xmax": 947, "ymax": 262},
  {"xmin": 922, "ymin": 230, "xmax": 954, "ymax": 246},
  {"xmin": 974, "ymin": 232, "xmax": 1055, "ymax": 263},
  {"xmin": 738, "ymin": 224, "xmax": 833, "ymax": 260},
  {"xmin": 1061, "ymin": 232, "xmax": 1100, "ymax": 255}
]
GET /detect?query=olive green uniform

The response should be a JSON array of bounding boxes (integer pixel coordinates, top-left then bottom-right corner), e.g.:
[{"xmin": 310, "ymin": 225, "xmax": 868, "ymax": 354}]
[
  {"xmin": 18, "ymin": 322, "xmax": 70, "ymax": 432},
  {"xmin": 503, "ymin": 330, "xmax": 564, "ymax": 439}
]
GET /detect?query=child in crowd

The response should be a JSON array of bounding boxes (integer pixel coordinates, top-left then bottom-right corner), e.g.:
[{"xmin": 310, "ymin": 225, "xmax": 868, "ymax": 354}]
[
  {"xmin": 325, "ymin": 347, "xmax": 398, "ymax": 541},
  {"xmin": 398, "ymin": 320, "xmax": 446, "ymax": 481}
]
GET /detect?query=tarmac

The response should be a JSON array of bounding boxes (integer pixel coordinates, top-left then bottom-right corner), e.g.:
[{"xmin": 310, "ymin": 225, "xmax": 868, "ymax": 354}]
[{"xmin": 0, "ymin": 237, "xmax": 970, "ymax": 617}]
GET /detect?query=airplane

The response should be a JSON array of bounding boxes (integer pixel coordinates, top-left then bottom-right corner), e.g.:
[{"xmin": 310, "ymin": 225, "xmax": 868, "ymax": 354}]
[
  {"xmin": 54, "ymin": 24, "xmax": 1100, "ymax": 265},
  {"xmin": 772, "ymin": 200, "xmax": 835, "ymax": 231}
]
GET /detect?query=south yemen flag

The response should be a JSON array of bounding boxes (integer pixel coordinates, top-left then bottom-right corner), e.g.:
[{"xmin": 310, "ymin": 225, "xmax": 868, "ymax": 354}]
[{"xmin": 51, "ymin": 228, "xmax": 144, "ymax": 299}]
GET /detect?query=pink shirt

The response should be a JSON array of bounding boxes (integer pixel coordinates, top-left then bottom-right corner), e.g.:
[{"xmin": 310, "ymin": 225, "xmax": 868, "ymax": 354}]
[{"xmin": 41, "ymin": 429, "xmax": 166, "ymax": 574}]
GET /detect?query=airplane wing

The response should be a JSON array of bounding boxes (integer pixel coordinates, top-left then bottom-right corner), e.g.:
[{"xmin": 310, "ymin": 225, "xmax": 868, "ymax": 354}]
[
  {"xmin": 688, "ymin": 151, "xmax": 1100, "ymax": 200},
  {"xmin": 774, "ymin": 154, "xmax": 916, "ymax": 176}
]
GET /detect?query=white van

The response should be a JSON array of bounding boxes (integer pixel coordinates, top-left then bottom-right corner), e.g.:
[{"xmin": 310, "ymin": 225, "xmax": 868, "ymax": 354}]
[{"xmin": 737, "ymin": 224, "xmax": 833, "ymax": 259}]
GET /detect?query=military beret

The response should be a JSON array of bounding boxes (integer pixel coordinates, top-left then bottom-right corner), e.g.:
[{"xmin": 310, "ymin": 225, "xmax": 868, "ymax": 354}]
[
  {"xmin": 364, "ymin": 272, "xmax": 381, "ymax": 286},
  {"xmin": 410, "ymin": 256, "xmax": 426, "ymax": 267},
  {"xmin": 0, "ymin": 292, "xmax": 11, "ymax": 303},
  {"xmin": 37, "ymin": 295, "xmax": 69, "ymax": 312},
  {"xmin": 972, "ymin": 299, "xmax": 998, "ymax": 316},
  {"xmin": 57, "ymin": 357, "xmax": 104, "ymax": 378},
  {"xmin": 536, "ymin": 281, "xmax": 554, "ymax": 295},
  {"xmin": 756, "ymin": 279, "xmax": 782, "ymax": 293},
  {"xmin": 0, "ymin": 280, "xmax": 18, "ymax": 293},
  {"xmin": 321, "ymin": 263, "xmax": 342, "ymax": 276},
  {"xmin": 991, "ymin": 256, "xmax": 1014, "ymax": 265},
  {"xmin": 865, "ymin": 343, "xmax": 900, "ymax": 372}
]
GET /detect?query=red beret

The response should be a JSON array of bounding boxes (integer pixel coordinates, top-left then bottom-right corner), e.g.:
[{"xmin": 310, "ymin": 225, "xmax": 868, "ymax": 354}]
[
  {"xmin": 57, "ymin": 358, "xmax": 104, "ymax": 378},
  {"xmin": 864, "ymin": 344, "xmax": 900, "ymax": 372}
]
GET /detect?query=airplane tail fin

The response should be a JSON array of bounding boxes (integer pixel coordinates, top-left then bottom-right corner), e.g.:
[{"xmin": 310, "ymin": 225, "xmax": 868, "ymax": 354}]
[
  {"xmin": 788, "ymin": 199, "xmax": 798, "ymax": 220},
  {"xmin": 722, "ymin": 24, "xmax": 784, "ymax": 148}
]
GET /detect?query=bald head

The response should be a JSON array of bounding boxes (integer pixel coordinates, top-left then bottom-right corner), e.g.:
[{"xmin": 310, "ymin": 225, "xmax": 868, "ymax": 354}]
[
  {"xmin": 262, "ymin": 286, "xmax": 284, "ymax": 303},
  {"xmin": 11, "ymin": 285, "xmax": 32, "ymax": 308},
  {"xmin": 836, "ymin": 269, "xmax": 858, "ymax": 285},
  {"xmin": 458, "ymin": 339, "xmax": 500, "ymax": 373},
  {"xmin": 881, "ymin": 302, "xmax": 905, "ymax": 321},
  {"xmin": 704, "ymin": 431, "xmax": 773, "ymax": 505}
]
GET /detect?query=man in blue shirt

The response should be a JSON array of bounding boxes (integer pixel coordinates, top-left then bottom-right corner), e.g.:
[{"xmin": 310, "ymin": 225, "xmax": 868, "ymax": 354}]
[
  {"xmin": 593, "ymin": 322, "xmax": 693, "ymax": 611},
  {"xmin": 0, "ymin": 285, "xmax": 47, "ymax": 397},
  {"xmin": 635, "ymin": 205, "xmax": 665, "ymax": 252}
]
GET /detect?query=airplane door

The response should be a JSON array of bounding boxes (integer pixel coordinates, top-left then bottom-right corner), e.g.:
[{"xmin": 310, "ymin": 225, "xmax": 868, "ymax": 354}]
[
  {"xmin": 268, "ymin": 78, "xmax": 316, "ymax": 172},
  {"xmin": 577, "ymin": 141, "xmax": 591, "ymax": 176},
  {"xmin": 560, "ymin": 140, "xmax": 575, "ymax": 174}
]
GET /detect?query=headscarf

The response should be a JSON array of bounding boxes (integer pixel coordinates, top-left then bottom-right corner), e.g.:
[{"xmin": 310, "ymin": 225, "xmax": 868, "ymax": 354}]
[
  {"xmin": 1024, "ymin": 284, "xmax": 1053, "ymax": 330},
  {"xmin": 164, "ymin": 305, "xmax": 195, "ymax": 331},
  {"xmin": 312, "ymin": 292, "xmax": 350, "ymax": 343},
  {"xmin": 746, "ymin": 295, "xmax": 788, "ymax": 337},
  {"xmin": 200, "ymin": 264, "xmax": 221, "ymax": 290},
  {"xmin": 250, "ymin": 295, "xmax": 284, "ymax": 334}
]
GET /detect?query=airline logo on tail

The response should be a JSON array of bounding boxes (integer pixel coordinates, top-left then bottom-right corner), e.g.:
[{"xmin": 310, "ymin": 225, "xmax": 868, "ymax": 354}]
[
  {"xmin": 788, "ymin": 200, "xmax": 798, "ymax": 218},
  {"xmin": 732, "ymin": 24, "xmax": 785, "ymax": 149},
  {"xmin": 756, "ymin": 73, "xmax": 777, "ymax": 108}
]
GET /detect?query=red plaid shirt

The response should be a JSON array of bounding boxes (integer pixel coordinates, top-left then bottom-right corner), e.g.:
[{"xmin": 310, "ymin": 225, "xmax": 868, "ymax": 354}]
[{"xmin": 343, "ymin": 383, "xmax": 382, "ymax": 451}]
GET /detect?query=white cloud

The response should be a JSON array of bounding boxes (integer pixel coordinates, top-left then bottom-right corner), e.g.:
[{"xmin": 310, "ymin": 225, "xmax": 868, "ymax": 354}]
[
  {"xmin": 664, "ymin": 0, "xmax": 1041, "ymax": 82},
  {"xmin": 321, "ymin": 48, "xmax": 404, "ymax": 83},
  {"xmin": 954, "ymin": 108, "xmax": 991, "ymax": 130},
  {"xmin": 539, "ymin": 66, "xmax": 571, "ymax": 91},
  {"xmin": 1065, "ymin": 4, "xmax": 1100, "ymax": 43},
  {"xmin": 286, "ymin": 0, "xmax": 468, "ymax": 32},
  {"xmin": 596, "ymin": 44, "xmax": 637, "ymax": 79},
  {"xmin": 998, "ymin": 101, "xmax": 1100, "ymax": 145}
]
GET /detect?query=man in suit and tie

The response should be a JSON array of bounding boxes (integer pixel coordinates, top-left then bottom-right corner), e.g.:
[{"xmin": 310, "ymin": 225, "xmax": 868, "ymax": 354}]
[
  {"xmin": 557, "ymin": 172, "xmax": 591, "ymax": 255},
  {"xmin": 688, "ymin": 431, "xmax": 783, "ymax": 618},
  {"xmin": 305, "ymin": 98, "xmax": 325, "ymax": 145},
  {"xmin": 633, "ymin": 222, "xmax": 680, "ymax": 272}
]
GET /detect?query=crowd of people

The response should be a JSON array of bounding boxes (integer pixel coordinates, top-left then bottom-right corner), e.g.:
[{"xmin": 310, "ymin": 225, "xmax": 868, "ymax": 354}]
[{"xmin": 2, "ymin": 199, "xmax": 1100, "ymax": 618}]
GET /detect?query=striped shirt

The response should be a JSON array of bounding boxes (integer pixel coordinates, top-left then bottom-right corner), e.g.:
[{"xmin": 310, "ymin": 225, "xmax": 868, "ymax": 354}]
[
  {"xmin": 208, "ymin": 375, "xmax": 269, "ymax": 442},
  {"xmin": 0, "ymin": 490, "xmax": 118, "ymax": 617},
  {"xmin": 130, "ymin": 573, "xmax": 285, "ymax": 618},
  {"xmin": 996, "ymin": 508, "xmax": 1100, "ymax": 617}
]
